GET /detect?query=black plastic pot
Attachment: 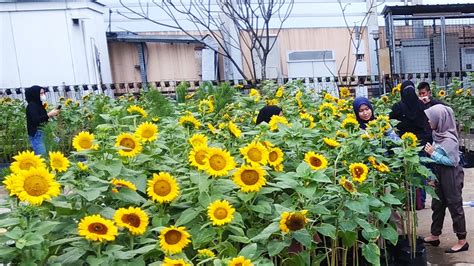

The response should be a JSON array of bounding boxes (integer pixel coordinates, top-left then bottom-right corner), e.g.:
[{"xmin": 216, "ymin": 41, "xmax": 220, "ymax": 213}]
[
  {"xmin": 460, "ymin": 147, "xmax": 474, "ymax": 168},
  {"xmin": 386, "ymin": 236, "xmax": 427, "ymax": 266}
]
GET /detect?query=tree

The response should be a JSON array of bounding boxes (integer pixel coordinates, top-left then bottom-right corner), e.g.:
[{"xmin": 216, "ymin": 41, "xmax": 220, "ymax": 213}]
[{"xmin": 118, "ymin": 0, "xmax": 294, "ymax": 81}]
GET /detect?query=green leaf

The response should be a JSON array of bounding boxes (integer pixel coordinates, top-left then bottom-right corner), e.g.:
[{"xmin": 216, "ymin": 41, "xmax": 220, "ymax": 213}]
[
  {"xmin": 239, "ymin": 243, "xmax": 257, "ymax": 259},
  {"xmin": 5, "ymin": 226, "xmax": 23, "ymax": 240},
  {"xmin": 35, "ymin": 221, "xmax": 61, "ymax": 235},
  {"xmin": 228, "ymin": 235, "xmax": 251, "ymax": 244},
  {"xmin": 198, "ymin": 192, "xmax": 211, "ymax": 208},
  {"xmin": 309, "ymin": 205, "xmax": 331, "ymax": 215},
  {"xmin": 251, "ymin": 222, "xmax": 280, "ymax": 242},
  {"xmin": 112, "ymin": 188, "xmax": 145, "ymax": 204},
  {"xmin": 346, "ymin": 198, "xmax": 370, "ymax": 214},
  {"xmin": 50, "ymin": 237, "xmax": 83, "ymax": 247},
  {"xmin": 0, "ymin": 247, "xmax": 16, "ymax": 258},
  {"xmin": 267, "ymin": 240, "xmax": 290, "ymax": 256},
  {"xmin": 94, "ymin": 158, "xmax": 122, "ymax": 176},
  {"xmin": 152, "ymin": 214, "xmax": 170, "ymax": 227},
  {"xmin": 362, "ymin": 227, "xmax": 380, "ymax": 242},
  {"xmin": 295, "ymin": 186, "xmax": 316, "ymax": 199},
  {"xmin": 176, "ymin": 208, "xmax": 201, "ymax": 226},
  {"xmin": 316, "ymin": 223, "xmax": 336, "ymax": 239},
  {"xmin": 376, "ymin": 207, "xmax": 392, "ymax": 224},
  {"xmin": 381, "ymin": 194, "xmax": 402, "ymax": 205},
  {"xmin": 296, "ymin": 162, "xmax": 311, "ymax": 177},
  {"xmin": 341, "ymin": 231, "xmax": 358, "ymax": 247},
  {"xmin": 362, "ymin": 243, "xmax": 380, "ymax": 266},
  {"xmin": 339, "ymin": 220, "xmax": 358, "ymax": 232},
  {"xmin": 86, "ymin": 256, "xmax": 109, "ymax": 265},
  {"xmin": 77, "ymin": 187, "xmax": 107, "ymax": 201},
  {"xmin": 23, "ymin": 233, "xmax": 44, "ymax": 247},
  {"xmin": 310, "ymin": 171, "xmax": 332, "ymax": 183},
  {"xmin": 293, "ymin": 229, "xmax": 312, "ymax": 247},
  {"xmin": 53, "ymin": 247, "xmax": 87, "ymax": 264},
  {"xmin": 368, "ymin": 198, "xmax": 384, "ymax": 208},
  {"xmin": 0, "ymin": 218, "xmax": 20, "ymax": 227},
  {"xmin": 380, "ymin": 225, "xmax": 398, "ymax": 246},
  {"xmin": 251, "ymin": 201, "xmax": 272, "ymax": 214}
]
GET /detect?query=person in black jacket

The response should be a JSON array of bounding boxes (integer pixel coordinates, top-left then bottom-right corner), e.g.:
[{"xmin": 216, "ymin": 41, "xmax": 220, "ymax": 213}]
[
  {"xmin": 25, "ymin": 85, "xmax": 60, "ymax": 155},
  {"xmin": 417, "ymin": 82, "xmax": 444, "ymax": 108},
  {"xmin": 256, "ymin": 105, "xmax": 282, "ymax": 124}
]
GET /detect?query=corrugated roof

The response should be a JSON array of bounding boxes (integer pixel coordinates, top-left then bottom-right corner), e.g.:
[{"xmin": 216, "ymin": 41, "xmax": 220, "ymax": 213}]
[{"xmin": 382, "ymin": 4, "xmax": 474, "ymax": 16}]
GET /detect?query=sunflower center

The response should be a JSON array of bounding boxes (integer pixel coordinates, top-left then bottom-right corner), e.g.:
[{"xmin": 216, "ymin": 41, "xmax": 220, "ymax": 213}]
[
  {"xmin": 141, "ymin": 128, "xmax": 154, "ymax": 138},
  {"xmin": 286, "ymin": 213, "xmax": 306, "ymax": 231},
  {"xmin": 153, "ymin": 180, "xmax": 171, "ymax": 196},
  {"xmin": 23, "ymin": 174, "xmax": 49, "ymax": 196},
  {"xmin": 122, "ymin": 214, "xmax": 141, "ymax": 227},
  {"xmin": 241, "ymin": 170, "xmax": 259, "ymax": 185},
  {"xmin": 344, "ymin": 181, "xmax": 355, "ymax": 191},
  {"xmin": 248, "ymin": 148, "xmax": 262, "ymax": 162},
  {"xmin": 79, "ymin": 138, "xmax": 92, "ymax": 149},
  {"xmin": 235, "ymin": 264, "xmax": 243, "ymax": 266},
  {"xmin": 88, "ymin": 222, "xmax": 108, "ymax": 235},
  {"xmin": 19, "ymin": 160, "xmax": 35, "ymax": 170},
  {"xmin": 120, "ymin": 138, "xmax": 136, "ymax": 150},
  {"xmin": 268, "ymin": 151, "xmax": 278, "ymax": 162},
  {"xmin": 209, "ymin": 154, "xmax": 226, "ymax": 171},
  {"xmin": 354, "ymin": 167, "xmax": 364, "ymax": 177},
  {"xmin": 164, "ymin": 230, "xmax": 182, "ymax": 245},
  {"xmin": 195, "ymin": 151, "xmax": 207, "ymax": 165},
  {"xmin": 309, "ymin": 157, "xmax": 322, "ymax": 167},
  {"xmin": 213, "ymin": 207, "xmax": 228, "ymax": 220},
  {"xmin": 51, "ymin": 158, "xmax": 63, "ymax": 168}
]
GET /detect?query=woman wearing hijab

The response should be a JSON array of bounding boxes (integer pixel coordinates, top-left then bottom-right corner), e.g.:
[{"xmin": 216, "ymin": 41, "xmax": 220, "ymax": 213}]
[
  {"xmin": 423, "ymin": 104, "xmax": 468, "ymax": 253},
  {"xmin": 353, "ymin": 97, "xmax": 399, "ymax": 140},
  {"xmin": 256, "ymin": 105, "xmax": 282, "ymax": 124},
  {"xmin": 25, "ymin": 85, "xmax": 60, "ymax": 155},
  {"xmin": 389, "ymin": 81, "xmax": 432, "ymax": 146}
]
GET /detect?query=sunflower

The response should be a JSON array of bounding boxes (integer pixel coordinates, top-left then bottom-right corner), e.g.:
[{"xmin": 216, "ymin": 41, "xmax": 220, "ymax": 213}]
[
  {"xmin": 163, "ymin": 257, "xmax": 191, "ymax": 266},
  {"xmin": 204, "ymin": 148, "xmax": 236, "ymax": 177},
  {"xmin": 349, "ymin": 163, "xmax": 369, "ymax": 183},
  {"xmin": 368, "ymin": 156, "xmax": 377, "ymax": 167},
  {"xmin": 228, "ymin": 121, "xmax": 242, "ymax": 138},
  {"xmin": 159, "ymin": 226, "xmax": 191, "ymax": 254},
  {"xmin": 199, "ymin": 99, "xmax": 215, "ymax": 114},
  {"xmin": 179, "ymin": 114, "xmax": 201, "ymax": 129},
  {"xmin": 207, "ymin": 200, "xmax": 235, "ymax": 226},
  {"xmin": 375, "ymin": 163, "xmax": 390, "ymax": 173},
  {"xmin": 336, "ymin": 130, "xmax": 348, "ymax": 138},
  {"xmin": 188, "ymin": 146, "xmax": 208, "ymax": 171},
  {"xmin": 72, "ymin": 131, "xmax": 98, "ymax": 151},
  {"xmin": 401, "ymin": 132, "xmax": 418, "ymax": 147},
  {"xmin": 65, "ymin": 98, "xmax": 73, "ymax": 106},
  {"xmin": 392, "ymin": 84, "xmax": 401, "ymax": 95},
  {"xmin": 318, "ymin": 102, "xmax": 337, "ymax": 118},
  {"xmin": 266, "ymin": 99, "xmax": 279, "ymax": 106},
  {"xmin": 273, "ymin": 163, "xmax": 284, "ymax": 172},
  {"xmin": 115, "ymin": 133, "xmax": 142, "ymax": 157},
  {"xmin": 147, "ymin": 172, "xmax": 179, "ymax": 203},
  {"xmin": 339, "ymin": 87, "xmax": 351, "ymax": 98},
  {"xmin": 111, "ymin": 178, "xmax": 137, "ymax": 191},
  {"xmin": 276, "ymin": 86, "xmax": 284, "ymax": 98},
  {"xmin": 135, "ymin": 122, "xmax": 158, "ymax": 142},
  {"xmin": 438, "ymin": 90, "xmax": 446, "ymax": 97},
  {"xmin": 466, "ymin": 89, "xmax": 471, "ymax": 96},
  {"xmin": 10, "ymin": 150, "xmax": 45, "ymax": 174},
  {"xmin": 78, "ymin": 214, "xmax": 118, "ymax": 242},
  {"xmin": 323, "ymin": 137, "xmax": 340, "ymax": 148},
  {"xmin": 11, "ymin": 167, "xmax": 60, "ymax": 205},
  {"xmin": 267, "ymin": 147, "xmax": 284, "ymax": 167},
  {"xmin": 341, "ymin": 117, "xmax": 359, "ymax": 130},
  {"xmin": 381, "ymin": 96, "xmax": 389, "ymax": 103},
  {"xmin": 207, "ymin": 123, "xmax": 219, "ymax": 134},
  {"xmin": 376, "ymin": 115, "xmax": 391, "ymax": 132},
  {"xmin": 279, "ymin": 210, "xmax": 308, "ymax": 233},
  {"xmin": 268, "ymin": 116, "xmax": 290, "ymax": 131},
  {"xmin": 197, "ymin": 248, "xmax": 216, "ymax": 258},
  {"xmin": 2, "ymin": 174, "xmax": 18, "ymax": 196},
  {"xmin": 233, "ymin": 164, "xmax": 266, "ymax": 192},
  {"xmin": 304, "ymin": 152, "xmax": 328, "ymax": 171},
  {"xmin": 324, "ymin": 93, "xmax": 335, "ymax": 102},
  {"xmin": 300, "ymin": 113, "xmax": 315, "ymax": 128},
  {"xmin": 229, "ymin": 256, "xmax": 253, "ymax": 266},
  {"xmin": 113, "ymin": 207, "xmax": 149, "ymax": 235},
  {"xmin": 77, "ymin": 162, "xmax": 88, "ymax": 171},
  {"xmin": 48, "ymin": 151, "xmax": 70, "ymax": 172},
  {"xmin": 249, "ymin": 89, "xmax": 260, "ymax": 102},
  {"xmin": 43, "ymin": 102, "xmax": 48, "ymax": 109},
  {"xmin": 127, "ymin": 105, "xmax": 148, "ymax": 118},
  {"xmin": 339, "ymin": 176, "xmax": 357, "ymax": 194},
  {"xmin": 240, "ymin": 142, "xmax": 269, "ymax": 165},
  {"xmin": 455, "ymin": 89, "xmax": 463, "ymax": 95},
  {"xmin": 189, "ymin": 134, "xmax": 208, "ymax": 148}
]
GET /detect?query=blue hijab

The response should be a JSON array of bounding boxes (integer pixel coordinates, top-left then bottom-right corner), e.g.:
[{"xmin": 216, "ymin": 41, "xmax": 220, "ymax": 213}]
[{"xmin": 352, "ymin": 97, "xmax": 375, "ymax": 129}]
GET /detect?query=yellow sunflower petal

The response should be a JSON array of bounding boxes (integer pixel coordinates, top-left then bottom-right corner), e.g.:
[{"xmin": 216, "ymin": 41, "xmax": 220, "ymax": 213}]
[
  {"xmin": 78, "ymin": 214, "xmax": 118, "ymax": 242},
  {"xmin": 159, "ymin": 226, "xmax": 191, "ymax": 254},
  {"xmin": 113, "ymin": 207, "xmax": 149, "ymax": 235},
  {"xmin": 147, "ymin": 172, "xmax": 179, "ymax": 203}
]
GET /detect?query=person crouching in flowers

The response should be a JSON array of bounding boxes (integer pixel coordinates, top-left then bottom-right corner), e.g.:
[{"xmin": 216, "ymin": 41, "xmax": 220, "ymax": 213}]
[
  {"xmin": 352, "ymin": 97, "xmax": 399, "ymax": 141},
  {"xmin": 423, "ymin": 104, "xmax": 468, "ymax": 253},
  {"xmin": 255, "ymin": 105, "xmax": 282, "ymax": 124}
]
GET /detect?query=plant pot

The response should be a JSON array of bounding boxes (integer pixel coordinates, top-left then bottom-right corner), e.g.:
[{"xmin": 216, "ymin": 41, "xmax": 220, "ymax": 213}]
[{"xmin": 385, "ymin": 236, "xmax": 427, "ymax": 266}]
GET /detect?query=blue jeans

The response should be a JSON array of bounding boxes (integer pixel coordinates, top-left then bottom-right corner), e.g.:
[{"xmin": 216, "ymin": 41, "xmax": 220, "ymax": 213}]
[{"xmin": 29, "ymin": 130, "xmax": 46, "ymax": 156}]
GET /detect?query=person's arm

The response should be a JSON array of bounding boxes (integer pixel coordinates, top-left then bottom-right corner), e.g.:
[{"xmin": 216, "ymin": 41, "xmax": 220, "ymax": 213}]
[
  {"xmin": 424, "ymin": 143, "xmax": 454, "ymax": 166},
  {"xmin": 385, "ymin": 127, "xmax": 401, "ymax": 141},
  {"xmin": 27, "ymin": 105, "xmax": 49, "ymax": 125},
  {"xmin": 389, "ymin": 103, "xmax": 400, "ymax": 120}
]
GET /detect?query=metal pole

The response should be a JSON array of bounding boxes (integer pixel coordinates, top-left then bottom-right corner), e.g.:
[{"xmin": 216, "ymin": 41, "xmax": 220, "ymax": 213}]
[
  {"xmin": 440, "ymin": 16, "xmax": 447, "ymax": 87},
  {"xmin": 137, "ymin": 42, "xmax": 148, "ymax": 91},
  {"xmin": 375, "ymin": 40, "xmax": 382, "ymax": 96}
]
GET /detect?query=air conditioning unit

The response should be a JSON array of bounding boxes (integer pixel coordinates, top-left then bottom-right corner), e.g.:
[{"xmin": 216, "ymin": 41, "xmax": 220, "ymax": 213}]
[{"xmin": 461, "ymin": 47, "xmax": 474, "ymax": 71}]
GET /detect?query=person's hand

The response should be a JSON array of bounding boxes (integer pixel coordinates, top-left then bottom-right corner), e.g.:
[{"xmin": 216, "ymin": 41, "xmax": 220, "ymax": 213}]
[
  {"xmin": 424, "ymin": 143, "xmax": 435, "ymax": 156},
  {"xmin": 48, "ymin": 109, "xmax": 60, "ymax": 118},
  {"xmin": 428, "ymin": 180, "xmax": 436, "ymax": 188},
  {"xmin": 419, "ymin": 96, "xmax": 430, "ymax": 104}
]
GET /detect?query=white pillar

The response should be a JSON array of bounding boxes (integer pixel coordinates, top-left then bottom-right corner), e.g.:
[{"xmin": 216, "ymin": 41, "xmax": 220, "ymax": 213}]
[{"xmin": 366, "ymin": 0, "xmax": 379, "ymax": 76}]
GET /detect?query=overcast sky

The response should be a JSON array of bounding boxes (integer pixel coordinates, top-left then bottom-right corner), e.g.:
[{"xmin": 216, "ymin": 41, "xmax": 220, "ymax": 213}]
[{"xmin": 422, "ymin": 0, "xmax": 474, "ymax": 4}]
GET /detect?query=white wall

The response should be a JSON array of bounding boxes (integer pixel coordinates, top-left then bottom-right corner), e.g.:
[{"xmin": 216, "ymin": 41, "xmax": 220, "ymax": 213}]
[{"xmin": 0, "ymin": 1, "xmax": 112, "ymax": 88}]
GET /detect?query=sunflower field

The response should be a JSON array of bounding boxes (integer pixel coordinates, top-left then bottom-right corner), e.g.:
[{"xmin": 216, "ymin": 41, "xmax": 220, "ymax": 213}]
[{"xmin": 0, "ymin": 81, "xmax": 438, "ymax": 265}]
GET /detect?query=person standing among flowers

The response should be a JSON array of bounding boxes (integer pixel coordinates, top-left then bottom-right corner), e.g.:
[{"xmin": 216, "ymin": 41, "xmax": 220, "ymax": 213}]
[
  {"xmin": 417, "ymin": 82, "xmax": 444, "ymax": 108},
  {"xmin": 25, "ymin": 85, "xmax": 60, "ymax": 155},
  {"xmin": 256, "ymin": 105, "xmax": 282, "ymax": 124},
  {"xmin": 353, "ymin": 97, "xmax": 399, "ymax": 141},
  {"xmin": 423, "ymin": 104, "xmax": 468, "ymax": 253}
]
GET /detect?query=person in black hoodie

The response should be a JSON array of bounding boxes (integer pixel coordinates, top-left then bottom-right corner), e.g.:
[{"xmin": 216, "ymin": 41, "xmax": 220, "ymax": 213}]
[
  {"xmin": 255, "ymin": 105, "xmax": 282, "ymax": 124},
  {"xmin": 25, "ymin": 85, "xmax": 60, "ymax": 155}
]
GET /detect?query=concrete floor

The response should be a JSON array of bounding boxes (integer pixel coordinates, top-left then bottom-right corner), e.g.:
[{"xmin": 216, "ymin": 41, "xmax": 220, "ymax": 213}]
[
  {"xmin": 1, "ymin": 168, "xmax": 474, "ymax": 265},
  {"xmin": 418, "ymin": 167, "xmax": 474, "ymax": 266}
]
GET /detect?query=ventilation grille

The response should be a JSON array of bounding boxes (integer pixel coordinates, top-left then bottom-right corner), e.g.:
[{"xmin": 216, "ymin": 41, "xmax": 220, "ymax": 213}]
[
  {"xmin": 464, "ymin": 48, "xmax": 474, "ymax": 54},
  {"xmin": 288, "ymin": 50, "xmax": 334, "ymax": 61}
]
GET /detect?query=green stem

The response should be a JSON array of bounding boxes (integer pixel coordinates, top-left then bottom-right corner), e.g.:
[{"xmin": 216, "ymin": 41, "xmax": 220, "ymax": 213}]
[{"xmin": 129, "ymin": 233, "xmax": 134, "ymax": 250}]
